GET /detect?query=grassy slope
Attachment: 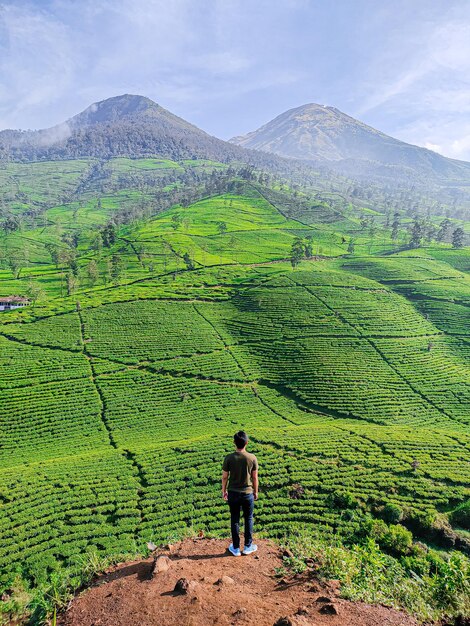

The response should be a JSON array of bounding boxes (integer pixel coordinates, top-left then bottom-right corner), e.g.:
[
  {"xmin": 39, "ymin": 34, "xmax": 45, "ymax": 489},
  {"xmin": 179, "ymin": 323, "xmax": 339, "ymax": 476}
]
[{"xmin": 0, "ymin": 160, "xmax": 469, "ymax": 621}]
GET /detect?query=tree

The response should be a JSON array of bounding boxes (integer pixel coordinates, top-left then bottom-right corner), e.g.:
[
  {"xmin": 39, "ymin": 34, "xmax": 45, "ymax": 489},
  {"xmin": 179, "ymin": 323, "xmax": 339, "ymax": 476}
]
[
  {"xmin": 66, "ymin": 272, "xmax": 79, "ymax": 296},
  {"xmin": 91, "ymin": 233, "xmax": 103, "ymax": 253},
  {"xmin": 452, "ymin": 227, "xmax": 465, "ymax": 249},
  {"xmin": 391, "ymin": 212, "xmax": 400, "ymax": 240},
  {"xmin": 183, "ymin": 252, "xmax": 195, "ymax": 270},
  {"xmin": 69, "ymin": 257, "xmax": 79, "ymax": 277},
  {"xmin": 304, "ymin": 236, "xmax": 313, "ymax": 258},
  {"xmin": 45, "ymin": 243, "xmax": 60, "ymax": 268},
  {"xmin": 436, "ymin": 218, "xmax": 451, "ymax": 242},
  {"xmin": 86, "ymin": 260, "xmax": 99, "ymax": 286},
  {"xmin": 58, "ymin": 248, "xmax": 76, "ymax": 270},
  {"xmin": 104, "ymin": 258, "xmax": 112, "ymax": 284},
  {"xmin": 424, "ymin": 223, "xmax": 437, "ymax": 242},
  {"xmin": 171, "ymin": 213, "xmax": 182, "ymax": 231},
  {"xmin": 290, "ymin": 237, "xmax": 304, "ymax": 268},
  {"xmin": 409, "ymin": 218, "xmax": 423, "ymax": 248},
  {"xmin": 61, "ymin": 231, "xmax": 80, "ymax": 248},
  {"xmin": 25, "ymin": 281, "xmax": 45, "ymax": 310},
  {"xmin": 2, "ymin": 216, "xmax": 19, "ymax": 235},
  {"xmin": 110, "ymin": 254, "xmax": 123, "ymax": 284},
  {"xmin": 8, "ymin": 257, "xmax": 23, "ymax": 279},
  {"xmin": 217, "ymin": 221, "xmax": 227, "ymax": 235},
  {"xmin": 101, "ymin": 224, "xmax": 116, "ymax": 248},
  {"xmin": 347, "ymin": 239, "xmax": 355, "ymax": 254}
]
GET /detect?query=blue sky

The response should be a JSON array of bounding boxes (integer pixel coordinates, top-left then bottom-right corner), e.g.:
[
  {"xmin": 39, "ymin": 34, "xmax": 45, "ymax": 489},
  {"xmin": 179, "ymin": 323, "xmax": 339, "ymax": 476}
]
[{"xmin": 1, "ymin": 0, "xmax": 470, "ymax": 159}]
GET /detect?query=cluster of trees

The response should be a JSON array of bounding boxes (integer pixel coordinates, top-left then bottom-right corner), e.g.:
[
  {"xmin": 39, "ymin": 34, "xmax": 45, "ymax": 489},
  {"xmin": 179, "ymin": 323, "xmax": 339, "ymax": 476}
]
[
  {"xmin": 290, "ymin": 236, "xmax": 314, "ymax": 267},
  {"xmin": 63, "ymin": 254, "xmax": 125, "ymax": 295},
  {"xmin": 408, "ymin": 217, "xmax": 465, "ymax": 249}
]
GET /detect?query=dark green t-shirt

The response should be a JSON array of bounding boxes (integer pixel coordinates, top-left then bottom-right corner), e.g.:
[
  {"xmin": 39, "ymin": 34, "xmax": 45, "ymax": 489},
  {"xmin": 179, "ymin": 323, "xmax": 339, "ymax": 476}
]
[{"xmin": 223, "ymin": 450, "xmax": 258, "ymax": 494}]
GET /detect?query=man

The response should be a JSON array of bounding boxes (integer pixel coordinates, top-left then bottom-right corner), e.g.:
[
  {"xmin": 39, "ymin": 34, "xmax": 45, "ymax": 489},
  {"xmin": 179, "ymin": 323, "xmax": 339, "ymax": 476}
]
[{"xmin": 222, "ymin": 431, "xmax": 259, "ymax": 556}]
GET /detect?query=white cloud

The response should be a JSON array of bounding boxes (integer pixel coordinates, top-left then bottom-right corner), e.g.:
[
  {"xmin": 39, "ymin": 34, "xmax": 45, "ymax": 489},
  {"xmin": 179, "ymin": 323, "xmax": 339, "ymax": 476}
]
[
  {"xmin": 445, "ymin": 135, "xmax": 470, "ymax": 160},
  {"xmin": 0, "ymin": 3, "xmax": 77, "ymax": 127},
  {"xmin": 424, "ymin": 142, "xmax": 442, "ymax": 153}
]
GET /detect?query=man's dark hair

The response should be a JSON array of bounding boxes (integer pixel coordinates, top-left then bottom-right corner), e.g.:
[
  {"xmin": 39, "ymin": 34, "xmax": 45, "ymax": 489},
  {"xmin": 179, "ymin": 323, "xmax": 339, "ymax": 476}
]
[{"xmin": 234, "ymin": 431, "xmax": 248, "ymax": 449}]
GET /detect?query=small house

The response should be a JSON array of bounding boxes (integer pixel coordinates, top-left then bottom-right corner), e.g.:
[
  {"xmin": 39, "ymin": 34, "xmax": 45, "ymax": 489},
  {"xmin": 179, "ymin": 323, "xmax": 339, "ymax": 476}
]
[{"xmin": 0, "ymin": 296, "xmax": 30, "ymax": 311}]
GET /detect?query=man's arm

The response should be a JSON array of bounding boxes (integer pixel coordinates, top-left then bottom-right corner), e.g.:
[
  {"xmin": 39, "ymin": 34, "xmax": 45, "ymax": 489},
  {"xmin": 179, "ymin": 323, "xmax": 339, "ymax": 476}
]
[
  {"xmin": 252, "ymin": 470, "xmax": 259, "ymax": 500},
  {"xmin": 222, "ymin": 470, "xmax": 229, "ymax": 500}
]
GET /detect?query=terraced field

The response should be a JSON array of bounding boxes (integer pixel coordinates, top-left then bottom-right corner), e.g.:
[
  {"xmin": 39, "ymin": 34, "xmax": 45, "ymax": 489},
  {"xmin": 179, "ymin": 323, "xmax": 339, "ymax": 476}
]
[{"xmin": 0, "ymin": 183, "xmax": 469, "ymax": 614}]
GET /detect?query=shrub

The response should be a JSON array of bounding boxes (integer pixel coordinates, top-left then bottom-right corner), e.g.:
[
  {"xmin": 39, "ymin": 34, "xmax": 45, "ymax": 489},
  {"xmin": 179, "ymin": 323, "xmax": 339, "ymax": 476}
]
[
  {"xmin": 327, "ymin": 491, "xmax": 359, "ymax": 509},
  {"xmin": 382, "ymin": 503, "xmax": 403, "ymax": 524},
  {"xmin": 450, "ymin": 500, "xmax": 470, "ymax": 530},
  {"xmin": 380, "ymin": 525, "xmax": 413, "ymax": 555},
  {"xmin": 285, "ymin": 528, "xmax": 470, "ymax": 622}
]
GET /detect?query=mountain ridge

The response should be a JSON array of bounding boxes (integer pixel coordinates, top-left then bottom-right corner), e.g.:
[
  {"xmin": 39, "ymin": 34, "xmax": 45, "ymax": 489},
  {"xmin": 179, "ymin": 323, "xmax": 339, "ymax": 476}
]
[
  {"xmin": 3, "ymin": 94, "xmax": 470, "ymax": 192},
  {"xmin": 230, "ymin": 102, "xmax": 470, "ymax": 182},
  {"xmin": 0, "ymin": 94, "xmax": 251, "ymax": 164}
]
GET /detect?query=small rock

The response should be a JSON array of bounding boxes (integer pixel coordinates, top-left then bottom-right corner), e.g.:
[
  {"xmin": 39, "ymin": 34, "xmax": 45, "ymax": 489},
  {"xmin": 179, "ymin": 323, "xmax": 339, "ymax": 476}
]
[
  {"xmin": 166, "ymin": 543, "xmax": 174, "ymax": 552},
  {"xmin": 274, "ymin": 618, "xmax": 293, "ymax": 626},
  {"xmin": 319, "ymin": 603, "xmax": 339, "ymax": 615},
  {"xmin": 329, "ymin": 579, "xmax": 341, "ymax": 594},
  {"xmin": 316, "ymin": 596, "xmax": 332, "ymax": 603},
  {"xmin": 296, "ymin": 606, "xmax": 309, "ymax": 616},
  {"xmin": 151, "ymin": 555, "xmax": 171, "ymax": 576},
  {"xmin": 282, "ymin": 548, "xmax": 294, "ymax": 558},
  {"xmin": 174, "ymin": 577, "xmax": 190, "ymax": 594},
  {"xmin": 254, "ymin": 554, "xmax": 260, "ymax": 560},
  {"xmin": 215, "ymin": 575, "xmax": 235, "ymax": 586},
  {"xmin": 233, "ymin": 607, "xmax": 247, "ymax": 618}
]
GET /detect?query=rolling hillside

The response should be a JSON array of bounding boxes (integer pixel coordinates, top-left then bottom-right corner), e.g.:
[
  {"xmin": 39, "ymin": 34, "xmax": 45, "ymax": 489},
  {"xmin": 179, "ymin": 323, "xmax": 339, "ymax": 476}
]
[
  {"xmin": 0, "ymin": 169, "xmax": 469, "ymax": 622},
  {"xmin": 2, "ymin": 94, "xmax": 470, "ymax": 221}
]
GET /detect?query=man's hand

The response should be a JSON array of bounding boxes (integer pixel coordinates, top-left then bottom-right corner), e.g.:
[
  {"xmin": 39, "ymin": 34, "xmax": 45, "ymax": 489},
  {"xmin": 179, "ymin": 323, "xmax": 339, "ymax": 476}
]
[
  {"xmin": 222, "ymin": 490, "xmax": 228, "ymax": 501},
  {"xmin": 253, "ymin": 491, "xmax": 258, "ymax": 501}
]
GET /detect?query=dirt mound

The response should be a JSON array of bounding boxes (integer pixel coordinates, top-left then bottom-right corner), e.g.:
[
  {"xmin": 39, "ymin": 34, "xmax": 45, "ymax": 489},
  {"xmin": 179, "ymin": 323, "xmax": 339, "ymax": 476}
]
[{"xmin": 60, "ymin": 538, "xmax": 418, "ymax": 626}]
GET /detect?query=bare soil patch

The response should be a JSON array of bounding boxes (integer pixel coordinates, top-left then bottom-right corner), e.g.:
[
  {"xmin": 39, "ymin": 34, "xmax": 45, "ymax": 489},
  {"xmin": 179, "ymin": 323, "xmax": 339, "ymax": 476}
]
[{"xmin": 60, "ymin": 538, "xmax": 418, "ymax": 626}]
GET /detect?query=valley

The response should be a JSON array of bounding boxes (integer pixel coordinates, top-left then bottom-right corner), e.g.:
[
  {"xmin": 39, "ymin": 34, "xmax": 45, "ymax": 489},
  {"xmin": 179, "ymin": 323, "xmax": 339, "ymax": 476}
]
[{"xmin": 0, "ymin": 98, "xmax": 468, "ymax": 624}]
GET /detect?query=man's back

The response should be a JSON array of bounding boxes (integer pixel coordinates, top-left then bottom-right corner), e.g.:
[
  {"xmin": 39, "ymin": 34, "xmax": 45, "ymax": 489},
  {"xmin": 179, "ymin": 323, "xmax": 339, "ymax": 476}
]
[{"xmin": 223, "ymin": 450, "xmax": 258, "ymax": 494}]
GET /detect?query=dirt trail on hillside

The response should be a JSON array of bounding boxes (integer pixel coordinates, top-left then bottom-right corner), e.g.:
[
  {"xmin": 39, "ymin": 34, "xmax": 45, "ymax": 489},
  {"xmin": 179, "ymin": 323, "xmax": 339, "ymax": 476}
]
[{"xmin": 60, "ymin": 538, "xmax": 418, "ymax": 626}]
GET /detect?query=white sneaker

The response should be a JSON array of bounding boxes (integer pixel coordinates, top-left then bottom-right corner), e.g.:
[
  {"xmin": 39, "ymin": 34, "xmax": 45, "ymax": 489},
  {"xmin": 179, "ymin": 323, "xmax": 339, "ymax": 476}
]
[
  {"xmin": 242, "ymin": 544, "xmax": 258, "ymax": 555},
  {"xmin": 228, "ymin": 543, "xmax": 241, "ymax": 557}
]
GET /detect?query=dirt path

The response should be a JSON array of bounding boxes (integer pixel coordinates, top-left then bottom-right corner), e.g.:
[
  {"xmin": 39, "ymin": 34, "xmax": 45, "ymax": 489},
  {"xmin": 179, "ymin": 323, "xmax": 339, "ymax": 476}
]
[{"xmin": 60, "ymin": 538, "xmax": 417, "ymax": 626}]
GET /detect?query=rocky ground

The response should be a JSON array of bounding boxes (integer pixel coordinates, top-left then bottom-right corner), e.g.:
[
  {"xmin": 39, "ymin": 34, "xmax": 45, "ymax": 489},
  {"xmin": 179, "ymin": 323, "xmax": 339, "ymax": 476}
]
[{"xmin": 59, "ymin": 538, "xmax": 418, "ymax": 626}]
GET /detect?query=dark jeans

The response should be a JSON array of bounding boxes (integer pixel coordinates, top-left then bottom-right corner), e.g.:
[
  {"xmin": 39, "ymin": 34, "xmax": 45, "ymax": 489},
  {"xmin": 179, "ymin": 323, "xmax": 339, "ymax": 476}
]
[{"xmin": 227, "ymin": 490, "xmax": 254, "ymax": 550}]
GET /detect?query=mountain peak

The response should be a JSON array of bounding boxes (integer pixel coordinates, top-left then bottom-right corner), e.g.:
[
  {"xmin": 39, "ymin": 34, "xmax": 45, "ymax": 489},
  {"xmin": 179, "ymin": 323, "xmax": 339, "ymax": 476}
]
[
  {"xmin": 229, "ymin": 102, "xmax": 470, "ymax": 180},
  {"xmin": 69, "ymin": 94, "xmax": 161, "ymax": 127},
  {"xmin": 0, "ymin": 93, "xmax": 248, "ymax": 163}
]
